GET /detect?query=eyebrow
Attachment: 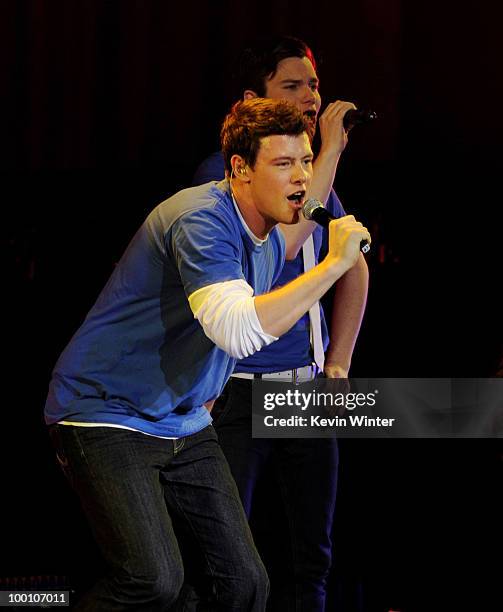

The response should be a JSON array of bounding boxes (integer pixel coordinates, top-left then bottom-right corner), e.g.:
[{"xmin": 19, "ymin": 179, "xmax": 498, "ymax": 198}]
[
  {"xmin": 279, "ymin": 78, "xmax": 319, "ymax": 86},
  {"xmin": 270, "ymin": 155, "xmax": 314, "ymax": 162}
]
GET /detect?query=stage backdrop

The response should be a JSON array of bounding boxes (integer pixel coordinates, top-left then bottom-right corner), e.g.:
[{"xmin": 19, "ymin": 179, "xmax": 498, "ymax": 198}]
[{"xmin": 1, "ymin": 1, "xmax": 501, "ymax": 610}]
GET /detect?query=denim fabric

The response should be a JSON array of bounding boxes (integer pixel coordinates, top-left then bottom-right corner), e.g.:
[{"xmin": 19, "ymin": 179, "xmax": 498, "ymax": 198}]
[
  {"xmin": 213, "ymin": 378, "xmax": 338, "ymax": 612},
  {"xmin": 49, "ymin": 423, "xmax": 268, "ymax": 611}
]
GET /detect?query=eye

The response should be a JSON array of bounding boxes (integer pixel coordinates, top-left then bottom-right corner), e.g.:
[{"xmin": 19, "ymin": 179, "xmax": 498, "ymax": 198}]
[{"xmin": 276, "ymin": 161, "xmax": 291, "ymax": 168}]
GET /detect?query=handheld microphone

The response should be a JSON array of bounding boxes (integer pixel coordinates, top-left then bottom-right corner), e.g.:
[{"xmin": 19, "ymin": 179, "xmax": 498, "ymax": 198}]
[
  {"xmin": 343, "ymin": 108, "xmax": 377, "ymax": 130},
  {"xmin": 303, "ymin": 198, "xmax": 370, "ymax": 254}
]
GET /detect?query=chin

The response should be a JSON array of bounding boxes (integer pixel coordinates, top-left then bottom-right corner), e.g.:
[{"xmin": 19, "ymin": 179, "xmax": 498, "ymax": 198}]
[{"xmin": 286, "ymin": 212, "xmax": 301, "ymax": 225}]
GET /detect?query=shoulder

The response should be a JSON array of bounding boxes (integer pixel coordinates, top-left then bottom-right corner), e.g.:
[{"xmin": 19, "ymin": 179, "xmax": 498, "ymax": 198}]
[
  {"xmin": 326, "ymin": 188, "xmax": 346, "ymax": 217},
  {"xmin": 166, "ymin": 183, "xmax": 245, "ymax": 263},
  {"xmin": 148, "ymin": 181, "xmax": 233, "ymax": 234},
  {"xmin": 192, "ymin": 151, "xmax": 225, "ymax": 186}
]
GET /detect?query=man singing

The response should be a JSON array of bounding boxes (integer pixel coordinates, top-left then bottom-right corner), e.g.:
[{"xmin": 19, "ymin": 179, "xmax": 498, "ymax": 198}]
[{"xmin": 45, "ymin": 98, "xmax": 369, "ymax": 611}]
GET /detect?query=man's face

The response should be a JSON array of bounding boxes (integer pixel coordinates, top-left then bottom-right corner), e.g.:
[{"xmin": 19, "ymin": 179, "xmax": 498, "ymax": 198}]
[
  {"xmin": 264, "ymin": 56, "xmax": 321, "ymax": 141},
  {"xmin": 246, "ymin": 133, "xmax": 313, "ymax": 236}
]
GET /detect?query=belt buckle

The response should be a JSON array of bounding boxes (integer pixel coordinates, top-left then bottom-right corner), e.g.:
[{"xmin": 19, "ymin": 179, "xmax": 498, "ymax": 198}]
[{"xmin": 292, "ymin": 368, "xmax": 299, "ymax": 385}]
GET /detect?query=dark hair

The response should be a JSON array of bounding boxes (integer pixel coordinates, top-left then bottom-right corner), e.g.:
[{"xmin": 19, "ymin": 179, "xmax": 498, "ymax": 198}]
[
  {"xmin": 221, "ymin": 98, "xmax": 308, "ymax": 175},
  {"xmin": 233, "ymin": 35, "xmax": 317, "ymax": 98}
]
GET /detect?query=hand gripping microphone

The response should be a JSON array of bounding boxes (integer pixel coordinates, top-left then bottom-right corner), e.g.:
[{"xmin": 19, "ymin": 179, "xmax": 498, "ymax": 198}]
[
  {"xmin": 342, "ymin": 108, "xmax": 377, "ymax": 130},
  {"xmin": 303, "ymin": 198, "xmax": 370, "ymax": 254}
]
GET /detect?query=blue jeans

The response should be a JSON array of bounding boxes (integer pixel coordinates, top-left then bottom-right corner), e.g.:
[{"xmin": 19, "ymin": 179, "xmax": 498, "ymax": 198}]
[
  {"xmin": 213, "ymin": 378, "xmax": 338, "ymax": 612},
  {"xmin": 49, "ymin": 423, "xmax": 268, "ymax": 611}
]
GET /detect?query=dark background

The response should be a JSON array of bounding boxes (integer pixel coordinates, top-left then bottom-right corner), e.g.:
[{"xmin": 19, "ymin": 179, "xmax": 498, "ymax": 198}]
[{"xmin": 1, "ymin": 1, "xmax": 502, "ymax": 610}]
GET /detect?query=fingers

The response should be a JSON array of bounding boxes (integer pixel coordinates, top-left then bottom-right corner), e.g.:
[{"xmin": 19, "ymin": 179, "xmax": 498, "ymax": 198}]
[
  {"xmin": 318, "ymin": 100, "xmax": 357, "ymax": 155},
  {"xmin": 333, "ymin": 215, "xmax": 371, "ymax": 242},
  {"xmin": 328, "ymin": 215, "xmax": 371, "ymax": 260},
  {"xmin": 330, "ymin": 215, "xmax": 369, "ymax": 237},
  {"xmin": 319, "ymin": 100, "xmax": 357, "ymax": 122}
]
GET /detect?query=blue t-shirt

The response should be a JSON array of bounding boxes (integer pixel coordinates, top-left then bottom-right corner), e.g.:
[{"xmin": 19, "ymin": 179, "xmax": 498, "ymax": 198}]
[
  {"xmin": 192, "ymin": 151, "xmax": 346, "ymax": 372},
  {"xmin": 45, "ymin": 180, "xmax": 285, "ymax": 437}
]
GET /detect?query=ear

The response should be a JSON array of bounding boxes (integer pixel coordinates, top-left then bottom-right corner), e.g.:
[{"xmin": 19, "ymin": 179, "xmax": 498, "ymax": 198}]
[
  {"xmin": 243, "ymin": 89, "xmax": 259, "ymax": 100},
  {"xmin": 230, "ymin": 155, "xmax": 251, "ymax": 183}
]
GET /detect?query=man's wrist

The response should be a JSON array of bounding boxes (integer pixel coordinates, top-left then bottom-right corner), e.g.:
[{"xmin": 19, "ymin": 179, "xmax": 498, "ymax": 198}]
[
  {"xmin": 323, "ymin": 362, "xmax": 350, "ymax": 378},
  {"xmin": 318, "ymin": 256, "xmax": 349, "ymax": 282},
  {"xmin": 316, "ymin": 146, "xmax": 342, "ymax": 165},
  {"xmin": 324, "ymin": 355, "xmax": 351, "ymax": 370}
]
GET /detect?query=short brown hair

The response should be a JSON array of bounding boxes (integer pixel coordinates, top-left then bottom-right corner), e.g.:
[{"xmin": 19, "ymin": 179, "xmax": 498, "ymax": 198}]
[
  {"xmin": 221, "ymin": 98, "xmax": 308, "ymax": 175},
  {"xmin": 233, "ymin": 35, "xmax": 317, "ymax": 98}
]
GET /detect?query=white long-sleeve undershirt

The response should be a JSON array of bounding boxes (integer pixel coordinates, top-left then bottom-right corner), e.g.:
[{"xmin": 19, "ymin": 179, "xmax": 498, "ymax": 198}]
[{"xmin": 188, "ymin": 279, "xmax": 278, "ymax": 359}]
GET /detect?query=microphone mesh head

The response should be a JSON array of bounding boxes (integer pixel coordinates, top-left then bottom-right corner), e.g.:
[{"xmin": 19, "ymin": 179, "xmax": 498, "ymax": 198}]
[{"xmin": 302, "ymin": 198, "xmax": 323, "ymax": 220}]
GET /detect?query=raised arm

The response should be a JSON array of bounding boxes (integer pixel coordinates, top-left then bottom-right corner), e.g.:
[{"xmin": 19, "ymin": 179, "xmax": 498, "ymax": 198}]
[
  {"xmin": 281, "ymin": 100, "xmax": 356, "ymax": 259},
  {"xmin": 255, "ymin": 215, "xmax": 369, "ymax": 336}
]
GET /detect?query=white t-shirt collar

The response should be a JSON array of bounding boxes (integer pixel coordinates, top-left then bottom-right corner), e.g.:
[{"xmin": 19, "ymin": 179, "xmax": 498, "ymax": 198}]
[{"xmin": 230, "ymin": 190, "xmax": 268, "ymax": 247}]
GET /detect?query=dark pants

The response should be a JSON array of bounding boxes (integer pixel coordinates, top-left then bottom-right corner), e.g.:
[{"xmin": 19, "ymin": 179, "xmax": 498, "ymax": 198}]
[
  {"xmin": 49, "ymin": 423, "xmax": 268, "ymax": 611},
  {"xmin": 213, "ymin": 378, "xmax": 338, "ymax": 612}
]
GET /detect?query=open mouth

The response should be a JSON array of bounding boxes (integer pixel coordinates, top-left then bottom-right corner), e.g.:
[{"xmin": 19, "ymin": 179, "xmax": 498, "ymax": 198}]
[
  {"xmin": 303, "ymin": 110, "xmax": 317, "ymax": 122},
  {"xmin": 287, "ymin": 190, "xmax": 306, "ymax": 207}
]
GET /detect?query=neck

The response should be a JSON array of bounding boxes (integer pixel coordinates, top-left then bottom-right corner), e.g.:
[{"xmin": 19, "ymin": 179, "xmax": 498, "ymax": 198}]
[{"xmin": 230, "ymin": 179, "xmax": 274, "ymax": 239}]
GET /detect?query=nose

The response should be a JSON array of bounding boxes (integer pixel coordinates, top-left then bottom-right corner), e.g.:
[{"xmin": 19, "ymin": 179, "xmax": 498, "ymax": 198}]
[
  {"xmin": 302, "ymin": 85, "xmax": 318, "ymax": 106},
  {"xmin": 291, "ymin": 161, "xmax": 310, "ymax": 185}
]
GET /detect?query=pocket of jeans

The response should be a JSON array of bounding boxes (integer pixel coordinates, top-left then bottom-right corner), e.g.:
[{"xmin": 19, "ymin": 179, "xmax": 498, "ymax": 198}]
[
  {"xmin": 211, "ymin": 383, "xmax": 234, "ymax": 425},
  {"xmin": 48, "ymin": 426, "xmax": 75, "ymax": 487}
]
